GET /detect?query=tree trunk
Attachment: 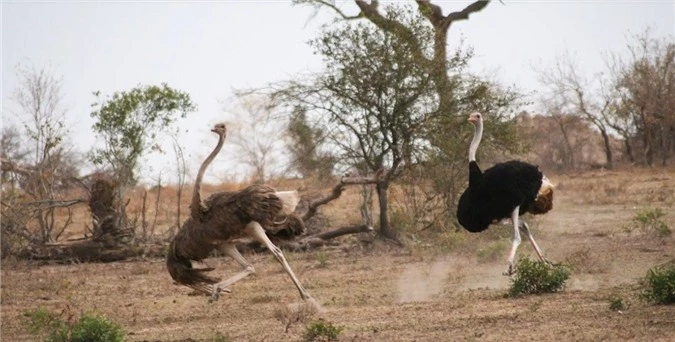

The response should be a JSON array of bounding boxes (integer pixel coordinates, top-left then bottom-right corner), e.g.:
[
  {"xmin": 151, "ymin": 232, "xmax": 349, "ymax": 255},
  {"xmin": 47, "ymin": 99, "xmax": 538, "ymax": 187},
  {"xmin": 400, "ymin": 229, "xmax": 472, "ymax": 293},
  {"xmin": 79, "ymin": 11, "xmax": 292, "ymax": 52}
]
[
  {"xmin": 557, "ymin": 117, "xmax": 575, "ymax": 170},
  {"xmin": 376, "ymin": 181, "xmax": 397, "ymax": 241},
  {"xmin": 89, "ymin": 179, "xmax": 133, "ymax": 245},
  {"xmin": 600, "ymin": 129, "xmax": 614, "ymax": 169},
  {"xmin": 623, "ymin": 134, "xmax": 635, "ymax": 163}
]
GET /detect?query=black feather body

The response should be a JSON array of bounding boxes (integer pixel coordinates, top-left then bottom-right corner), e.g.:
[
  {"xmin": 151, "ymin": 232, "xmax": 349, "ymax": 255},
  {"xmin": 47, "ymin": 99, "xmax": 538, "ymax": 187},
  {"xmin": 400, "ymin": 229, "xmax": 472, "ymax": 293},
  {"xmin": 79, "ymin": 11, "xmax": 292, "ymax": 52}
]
[{"xmin": 457, "ymin": 160, "xmax": 544, "ymax": 233}]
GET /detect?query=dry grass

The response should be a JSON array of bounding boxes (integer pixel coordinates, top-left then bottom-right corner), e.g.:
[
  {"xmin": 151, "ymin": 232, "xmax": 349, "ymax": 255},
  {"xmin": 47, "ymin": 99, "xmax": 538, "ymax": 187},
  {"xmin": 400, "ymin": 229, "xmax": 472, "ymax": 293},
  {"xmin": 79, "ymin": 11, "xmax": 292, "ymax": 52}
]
[{"xmin": 2, "ymin": 168, "xmax": 675, "ymax": 341}]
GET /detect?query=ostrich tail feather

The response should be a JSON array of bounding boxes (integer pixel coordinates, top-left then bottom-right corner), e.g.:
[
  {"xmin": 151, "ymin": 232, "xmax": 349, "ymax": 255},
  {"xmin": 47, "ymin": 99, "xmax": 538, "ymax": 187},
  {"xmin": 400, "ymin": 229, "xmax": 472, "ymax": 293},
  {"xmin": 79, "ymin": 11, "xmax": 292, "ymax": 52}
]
[
  {"xmin": 275, "ymin": 190, "xmax": 300, "ymax": 215},
  {"xmin": 166, "ymin": 240, "xmax": 219, "ymax": 291}
]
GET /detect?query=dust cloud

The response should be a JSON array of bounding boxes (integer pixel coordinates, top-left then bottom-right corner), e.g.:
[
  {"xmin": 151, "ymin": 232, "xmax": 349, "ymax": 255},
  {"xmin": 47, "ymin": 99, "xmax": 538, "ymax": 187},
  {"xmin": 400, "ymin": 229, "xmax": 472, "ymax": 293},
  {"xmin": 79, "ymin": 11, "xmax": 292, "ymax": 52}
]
[
  {"xmin": 397, "ymin": 259, "xmax": 454, "ymax": 303},
  {"xmin": 397, "ymin": 258, "xmax": 511, "ymax": 302}
]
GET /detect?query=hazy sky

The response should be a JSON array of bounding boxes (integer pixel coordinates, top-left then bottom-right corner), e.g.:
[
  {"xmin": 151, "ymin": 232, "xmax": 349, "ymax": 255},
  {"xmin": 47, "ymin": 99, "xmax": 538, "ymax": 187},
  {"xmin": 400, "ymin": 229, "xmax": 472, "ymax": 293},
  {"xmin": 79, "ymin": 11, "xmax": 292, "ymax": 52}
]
[{"xmin": 2, "ymin": 1, "xmax": 674, "ymax": 184}]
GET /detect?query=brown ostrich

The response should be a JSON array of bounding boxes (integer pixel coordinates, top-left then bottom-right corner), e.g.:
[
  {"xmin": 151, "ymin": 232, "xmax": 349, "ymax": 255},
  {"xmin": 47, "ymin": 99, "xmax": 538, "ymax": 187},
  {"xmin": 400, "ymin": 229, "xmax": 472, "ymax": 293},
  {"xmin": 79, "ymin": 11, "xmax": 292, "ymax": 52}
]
[{"xmin": 167, "ymin": 123, "xmax": 314, "ymax": 304}]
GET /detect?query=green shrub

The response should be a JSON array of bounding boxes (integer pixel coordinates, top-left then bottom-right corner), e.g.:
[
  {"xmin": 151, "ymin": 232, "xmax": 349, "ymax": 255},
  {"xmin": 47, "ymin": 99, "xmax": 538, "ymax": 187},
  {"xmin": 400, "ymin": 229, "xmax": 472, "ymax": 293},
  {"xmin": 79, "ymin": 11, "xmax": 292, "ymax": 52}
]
[
  {"xmin": 304, "ymin": 320, "xmax": 343, "ymax": 341},
  {"xmin": 23, "ymin": 307, "xmax": 124, "ymax": 342},
  {"xmin": 608, "ymin": 294, "xmax": 629, "ymax": 311},
  {"xmin": 640, "ymin": 264, "xmax": 675, "ymax": 305},
  {"xmin": 626, "ymin": 207, "xmax": 671, "ymax": 237},
  {"xmin": 23, "ymin": 308, "xmax": 64, "ymax": 335},
  {"xmin": 68, "ymin": 313, "xmax": 125, "ymax": 342},
  {"xmin": 507, "ymin": 257, "xmax": 570, "ymax": 297}
]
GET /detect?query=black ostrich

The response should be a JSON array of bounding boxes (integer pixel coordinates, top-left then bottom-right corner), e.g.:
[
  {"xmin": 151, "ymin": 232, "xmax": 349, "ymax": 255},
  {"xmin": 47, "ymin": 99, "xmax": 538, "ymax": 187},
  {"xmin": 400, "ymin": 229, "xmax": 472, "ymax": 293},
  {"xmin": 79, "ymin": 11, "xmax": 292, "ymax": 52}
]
[{"xmin": 457, "ymin": 112, "xmax": 554, "ymax": 276}]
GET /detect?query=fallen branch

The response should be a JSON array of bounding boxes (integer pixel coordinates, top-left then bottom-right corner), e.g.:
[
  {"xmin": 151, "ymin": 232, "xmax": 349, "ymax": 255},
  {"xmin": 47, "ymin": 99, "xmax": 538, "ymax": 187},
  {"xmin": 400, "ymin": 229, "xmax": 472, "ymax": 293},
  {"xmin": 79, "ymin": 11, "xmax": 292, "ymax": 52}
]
[
  {"xmin": 239, "ymin": 224, "xmax": 374, "ymax": 252},
  {"xmin": 308, "ymin": 224, "xmax": 373, "ymax": 241},
  {"xmin": 302, "ymin": 175, "xmax": 380, "ymax": 221},
  {"xmin": 16, "ymin": 239, "xmax": 145, "ymax": 263}
]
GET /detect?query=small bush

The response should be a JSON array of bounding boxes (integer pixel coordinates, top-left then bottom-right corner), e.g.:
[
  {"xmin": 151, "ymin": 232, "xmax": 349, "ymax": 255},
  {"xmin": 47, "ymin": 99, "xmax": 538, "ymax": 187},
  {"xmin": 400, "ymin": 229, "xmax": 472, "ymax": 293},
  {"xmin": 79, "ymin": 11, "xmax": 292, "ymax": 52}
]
[
  {"xmin": 23, "ymin": 307, "xmax": 124, "ymax": 342},
  {"xmin": 608, "ymin": 294, "xmax": 629, "ymax": 311},
  {"xmin": 508, "ymin": 257, "xmax": 570, "ymax": 297},
  {"xmin": 68, "ymin": 313, "xmax": 125, "ymax": 342},
  {"xmin": 625, "ymin": 207, "xmax": 671, "ymax": 237},
  {"xmin": 316, "ymin": 251, "xmax": 328, "ymax": 268},
  {"xmin": 304, "ymin": 320, "xmax": 343, "ymax": 341},
  {"xmin": 23, "ymin": 307, "xmax": 63, "ymax": 335},
  {"xmin": 640, "ymin": 264, "xmax": 675, "ymax": 305}
]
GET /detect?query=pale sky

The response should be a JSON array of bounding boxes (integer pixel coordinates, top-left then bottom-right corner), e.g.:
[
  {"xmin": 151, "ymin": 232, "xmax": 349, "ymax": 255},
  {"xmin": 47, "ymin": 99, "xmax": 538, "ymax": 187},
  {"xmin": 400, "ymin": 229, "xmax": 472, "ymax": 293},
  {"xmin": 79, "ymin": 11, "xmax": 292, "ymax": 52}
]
[{"xmin": 2, "ymin": 0, "xmax": 674, "ymax": 185}]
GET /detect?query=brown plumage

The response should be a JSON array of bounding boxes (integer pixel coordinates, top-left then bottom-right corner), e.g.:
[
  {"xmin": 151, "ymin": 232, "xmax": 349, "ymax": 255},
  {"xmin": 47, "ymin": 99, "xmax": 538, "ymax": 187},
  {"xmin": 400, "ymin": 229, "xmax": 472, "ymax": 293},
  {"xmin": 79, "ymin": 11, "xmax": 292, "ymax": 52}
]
[
  {"xmin": 531, "ymin": 185, "xmax": 554, "ymax": 215},
  {"xmin": 167, "ymin": 184, "xmax": 304, "ymax": 292},
  {"xmin": 166, "ymin": 123, "xmax": 314, "ymax": 305}
]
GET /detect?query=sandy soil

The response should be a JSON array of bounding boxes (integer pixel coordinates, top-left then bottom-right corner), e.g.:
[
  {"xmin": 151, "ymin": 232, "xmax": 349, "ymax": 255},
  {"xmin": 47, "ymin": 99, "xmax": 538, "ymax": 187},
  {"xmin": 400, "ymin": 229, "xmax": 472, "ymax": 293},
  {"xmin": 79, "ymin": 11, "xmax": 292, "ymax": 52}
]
[{"xmin": 2, "ymin": 169, "xmax": 675, "ymax": 341}]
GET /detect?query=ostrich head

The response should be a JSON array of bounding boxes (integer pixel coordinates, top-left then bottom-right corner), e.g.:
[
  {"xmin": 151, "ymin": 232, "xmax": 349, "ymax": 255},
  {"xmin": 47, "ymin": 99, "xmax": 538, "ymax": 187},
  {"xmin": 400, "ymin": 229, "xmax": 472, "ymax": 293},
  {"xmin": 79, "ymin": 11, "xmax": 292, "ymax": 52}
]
[
  {"xmin": 211, "ymin": 123, "xmax": 227, "ymax": 137},
  {"xmin": 468, "ymin": 112, "xmax": 483, "ymax": 124}
]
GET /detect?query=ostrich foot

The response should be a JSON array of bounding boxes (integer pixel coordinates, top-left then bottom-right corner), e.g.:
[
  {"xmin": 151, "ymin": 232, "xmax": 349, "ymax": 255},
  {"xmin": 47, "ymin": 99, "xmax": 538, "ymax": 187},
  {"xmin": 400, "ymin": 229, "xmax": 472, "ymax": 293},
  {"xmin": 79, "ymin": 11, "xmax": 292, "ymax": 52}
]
[
  {"xmin": 208, "ymin": 286, "xmax": 231, "ymax": 303},
  {"xmin": 502, "ymin": 263, "xmax": 515, "ymax": 277}
]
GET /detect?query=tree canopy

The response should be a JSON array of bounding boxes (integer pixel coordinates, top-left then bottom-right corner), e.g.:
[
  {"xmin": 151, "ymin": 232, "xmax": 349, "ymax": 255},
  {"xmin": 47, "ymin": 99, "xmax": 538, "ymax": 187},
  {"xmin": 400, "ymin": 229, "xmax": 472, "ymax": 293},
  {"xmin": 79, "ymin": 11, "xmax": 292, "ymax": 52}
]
[{"xmin": 90, "ymin": 83, "xmax": 197, "ymax": 185}]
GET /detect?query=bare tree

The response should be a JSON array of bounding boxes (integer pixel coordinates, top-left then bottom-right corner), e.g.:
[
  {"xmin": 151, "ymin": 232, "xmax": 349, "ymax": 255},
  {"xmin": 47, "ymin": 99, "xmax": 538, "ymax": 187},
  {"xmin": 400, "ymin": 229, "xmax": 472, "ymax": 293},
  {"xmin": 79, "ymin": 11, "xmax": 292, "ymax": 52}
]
[
  {"xmin": 607, "ymin": 30, "xmax": 675, "ymax": 166},
  {"xmin": 170, "ymin": 131, "xmax": 189, "ymax": 236},
  {"xmin": 537, "ymin": 52, "xmax": 615, "ymax": 169},
  {"xmin": 5, "ymin": 62, "xmax": 79, "ymax": 243},
  {"xmin": 225, "ymin": 94, "xmax": 288, "ymax": 183}
]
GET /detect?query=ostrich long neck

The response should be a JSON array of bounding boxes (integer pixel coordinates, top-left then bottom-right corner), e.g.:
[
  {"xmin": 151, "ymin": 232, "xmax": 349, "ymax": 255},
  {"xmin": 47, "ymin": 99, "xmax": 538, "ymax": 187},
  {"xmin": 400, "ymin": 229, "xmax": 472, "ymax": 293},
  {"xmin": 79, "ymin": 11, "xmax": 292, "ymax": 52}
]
[
  {"xmin": 469, "ymin": 119, "xmax": 483, "ymax": 162},
  {"xmin": 190, "ymin": 133, "xmax": 225, "ymax": 217}
]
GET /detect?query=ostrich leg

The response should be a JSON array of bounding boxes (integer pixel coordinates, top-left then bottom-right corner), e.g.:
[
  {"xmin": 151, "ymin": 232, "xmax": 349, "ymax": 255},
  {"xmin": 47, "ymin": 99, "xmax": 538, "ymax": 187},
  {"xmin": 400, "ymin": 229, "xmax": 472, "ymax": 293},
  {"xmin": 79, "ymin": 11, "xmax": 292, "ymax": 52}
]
[
  {"xmin": 519, "ymin": 221, "xmax": 553, "ymax": 266},
  {"xmin": 504, "ymin": 206, "xmax": 522, "ymax": 276},
  {"xmin": 209, "ymin": 242, "xmax": 255, "ymax": 303},
  {"xmin": 245, "ymin": 221, "xmax": 313, "ymax": 301}
]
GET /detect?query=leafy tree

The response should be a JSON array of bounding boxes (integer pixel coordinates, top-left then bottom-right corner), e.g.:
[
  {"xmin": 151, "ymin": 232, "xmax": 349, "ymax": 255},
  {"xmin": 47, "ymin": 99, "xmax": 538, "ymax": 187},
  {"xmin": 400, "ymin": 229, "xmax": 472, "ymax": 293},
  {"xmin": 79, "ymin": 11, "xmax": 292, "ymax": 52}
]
[
  {"xmin": 295, "ymin": 0, "xmax": 497, "ymax": 114},
  {"xmin": 272, "ymin": 7, "xmax": 436, "ymax": 239},
  {"xmin": 291, "ymin": 0, "xmax": 523, "ymax": 234},
  {"xmin": 90, "ymin": 83, "xmax": 196, "ymax": 186},
  {"xmin": 272, "ymin": 5, "xmax": 520, "ymax": 239}
]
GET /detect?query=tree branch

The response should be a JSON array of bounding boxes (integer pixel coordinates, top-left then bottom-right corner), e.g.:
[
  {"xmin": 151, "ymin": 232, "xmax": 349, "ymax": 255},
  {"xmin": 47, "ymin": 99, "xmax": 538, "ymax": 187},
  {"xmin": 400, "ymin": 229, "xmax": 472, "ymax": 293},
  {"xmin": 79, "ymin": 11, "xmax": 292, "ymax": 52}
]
[
  {"xmin": 301, "ymin": 174, "xmax": 381, "ymax": 221},
  {"xmin": 0, "ymin": 157, "xmax": 33, "ymax": 176},
  {"xmin": 354, "ymin": 0, "xmax": 429, "ymax": 64},
  {"xmin": 313, "ymin": 0, "xmax": 363, "ymax": 19},
  {"xmin": 445, "ymin": 0, "xmax": 492, "ymax": 29},
  {"xmin": 25, "ymin": 199, "xmax": 86, "ymax": 209},
  {"xmin": 415, "ymin": 0, "xmax": 444, "ymax": 26}
]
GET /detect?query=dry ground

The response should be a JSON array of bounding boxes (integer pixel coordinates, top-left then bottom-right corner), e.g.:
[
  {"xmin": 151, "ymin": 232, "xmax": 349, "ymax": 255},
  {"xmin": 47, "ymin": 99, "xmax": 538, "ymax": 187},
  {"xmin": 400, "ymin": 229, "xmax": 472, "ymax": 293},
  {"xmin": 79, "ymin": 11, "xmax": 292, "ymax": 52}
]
[{"xmin": 2, "ymin": 168, "xmax": 675, "ymax": 341}]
